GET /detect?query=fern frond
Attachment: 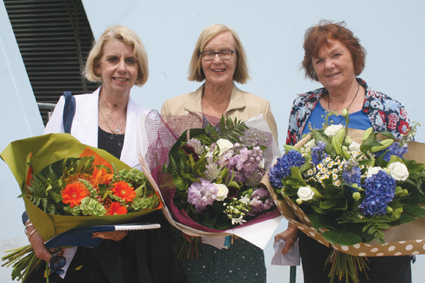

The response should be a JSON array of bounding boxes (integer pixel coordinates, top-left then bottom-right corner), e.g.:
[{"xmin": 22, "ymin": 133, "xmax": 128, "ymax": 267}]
[{"xmin": 205, "ymin": 116, "xmax": 249, "ymax": 143}]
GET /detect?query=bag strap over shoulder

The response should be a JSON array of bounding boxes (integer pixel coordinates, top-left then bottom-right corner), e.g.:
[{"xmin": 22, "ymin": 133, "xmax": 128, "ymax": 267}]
[{"xmin": 62, "ymin": 91, "xmax": 76, "ymax": 134}]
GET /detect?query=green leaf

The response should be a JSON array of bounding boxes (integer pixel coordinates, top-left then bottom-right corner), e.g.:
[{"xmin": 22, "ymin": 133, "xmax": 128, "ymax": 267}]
[
  {"xmin": 403, "ymin": 203, "xmax": 425, "ymax": 217},
  {"xmin": 322, "ymin": 230, "xmax": 363, "ymax": 246},
  {"xmin": 319, "ymin": 199, "xmax": 340, "ymax": 209},
  {"xmin": 171, "ymin": 173, "xmax": 188, "ymax": 191},
  {"xmin": 289, "ymin": 167, "xmax": 307, "ymax": 185},
  {"xmin": 226, "ymin": 180, "xmax": 240, "ymax": 190},
  {"xmin": 324, "ymin": 185, "xmax": 341, "ymax": 199},
  {"xmin": 49, "ymin": 191, "xmax": 62, "ymax": 203},
  {"xmin": 202, "ymin": 215, "xmax": 217, "ymax": 228},
  {"xmin": 283, "ymin": 145, "xmax": 296, "ymax": 152}
]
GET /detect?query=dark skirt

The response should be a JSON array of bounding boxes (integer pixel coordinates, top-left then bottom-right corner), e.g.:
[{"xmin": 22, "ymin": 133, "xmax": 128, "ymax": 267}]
[
  {"xmin": 25, "ymin": 211, "xmax": 187, "ymax": 283},
  {"xmin": 299, "ymin": 231, "xmax": 412, "ymax": 283},
  {"xmin": 179, "ymin": 237, "xmax": 266, "ymax": 283}
]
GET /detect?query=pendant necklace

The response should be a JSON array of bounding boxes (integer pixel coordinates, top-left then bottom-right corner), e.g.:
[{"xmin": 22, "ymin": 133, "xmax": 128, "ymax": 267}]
[
  {"xmin": 328, "ymin": 82, "xmax": 360, "ymax": 124},
  {"xmin": 99, "ymin": 102, "xmax": 125, "ymax": 134}
]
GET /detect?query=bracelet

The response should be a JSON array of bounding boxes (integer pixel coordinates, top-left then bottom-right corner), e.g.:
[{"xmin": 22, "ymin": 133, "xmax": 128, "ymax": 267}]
[
  {"xmin": 24, "ymin": 222, "xmax": 33, "ymax": 234},
  {"xmin": 28, "ymin": 229, "xmax": 37, "ymax": 241}
]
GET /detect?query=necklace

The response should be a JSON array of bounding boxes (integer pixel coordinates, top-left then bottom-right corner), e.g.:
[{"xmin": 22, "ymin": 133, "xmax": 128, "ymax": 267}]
[
  {"xmin": 99, "ymin": 102, "xmax": 125, "ymax": 134},
  {"xmin": 202, "ymin": 95, "xmax": 229, "ymax": 115},
  {"xmin": 100, "ymin": 127, "xmax": 123, "ymax": 148},
  {"xmin": 328, "ymin": 82, "xmax": 360, "ymax": 113}
]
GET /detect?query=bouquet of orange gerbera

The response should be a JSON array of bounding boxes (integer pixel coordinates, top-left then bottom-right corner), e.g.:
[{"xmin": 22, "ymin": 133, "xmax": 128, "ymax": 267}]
[
  {"xmin": 1, "ymin": 133, "xmax": 162, "ymax": 282},
  {"xmin": 27, "ymin": 153, "xmax": 159, "ymax": 218}
]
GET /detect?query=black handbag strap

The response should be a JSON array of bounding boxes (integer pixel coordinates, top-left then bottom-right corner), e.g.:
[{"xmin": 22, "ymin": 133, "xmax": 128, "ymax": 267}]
[{"xmin": 62, "ymin": 91, "xmax": 76, "ymax": 134}]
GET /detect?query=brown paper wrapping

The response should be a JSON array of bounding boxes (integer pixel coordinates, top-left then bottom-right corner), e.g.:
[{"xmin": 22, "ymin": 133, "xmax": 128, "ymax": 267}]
[{"xmin": 261, "ymin": 129, "xmax": 425, "ymax": 257}]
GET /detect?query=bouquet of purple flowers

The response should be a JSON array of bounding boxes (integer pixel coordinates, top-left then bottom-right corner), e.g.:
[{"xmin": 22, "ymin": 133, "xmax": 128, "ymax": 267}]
[
  {"xmin": 164, "ymin": 116, "xmax": 277, "ymax": 230},
  {"xmin": 140, "ymin": 111, "xmax": 282, "ymax": 258}
]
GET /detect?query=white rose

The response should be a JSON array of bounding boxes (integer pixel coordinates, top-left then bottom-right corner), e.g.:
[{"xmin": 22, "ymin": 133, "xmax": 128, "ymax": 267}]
[
  {"xmin": 297, "ymin": 186, "xmax": 314, "ymax": 201},
  {"xmin": 388, "ymin": 162, "xmax": 409, "ymax": 181},
  {"xmin": 305, "ymin": 138, "xmax": 316, "ymax": 149},
  {"xmin": 349, "ymin": 141, "xmax": 361, "ymax": 152},
  {"xmin": 324, "ymin": 124, "xmax": 344, "ymax": 137},
  {"xmin": 216, "ymin": 139, "xmax": 233, "ymax": 156},
  {"xmin": 366, "ymin": 166, "xmax": 382, "ymax": 178},
  {"xmin": 215, "ymin": 184, "xmax": 229, "ymax": 201}
]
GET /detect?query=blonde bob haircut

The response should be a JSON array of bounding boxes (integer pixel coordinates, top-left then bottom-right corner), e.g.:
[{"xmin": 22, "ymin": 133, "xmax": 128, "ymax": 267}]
[
  {"xmin": 84, "ymin": 25, "xmax": 149, "ymax": 87},
  {"xmin": 188, "ymin": 24, "xmax": 250, "ymax": 84}
]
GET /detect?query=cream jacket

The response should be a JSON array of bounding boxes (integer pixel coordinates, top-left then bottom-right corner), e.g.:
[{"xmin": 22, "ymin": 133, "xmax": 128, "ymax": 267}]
[{"xmin": 161, "ymin": 84, "xmax": 278, "ymax": 141}]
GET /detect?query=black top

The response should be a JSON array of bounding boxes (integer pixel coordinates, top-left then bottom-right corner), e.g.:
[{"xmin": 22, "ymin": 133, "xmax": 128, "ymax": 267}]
[{"xmin": 97, "ymin": 127, "xmax": 124, "ymax": 159}]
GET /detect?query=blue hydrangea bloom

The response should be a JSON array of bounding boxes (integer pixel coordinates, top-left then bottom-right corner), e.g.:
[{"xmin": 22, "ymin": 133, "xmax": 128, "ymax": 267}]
[
  {"xmin": 359, "ymin": 170, "xmax": 396, "ymax": 216},
  {"xmin": 374, "ymin": 141, "xmax": 408, "ymax": 162},
  {"xmin": 343, "ymin": 165, "xmax": 361, "ymax": 192},
  {"xmin": 268, "ymin": 150, "xmax": 305, "ymax": 188},
  {"xmin": 311, "ymin": 141, "xmax": 327, "ymax": 166}
]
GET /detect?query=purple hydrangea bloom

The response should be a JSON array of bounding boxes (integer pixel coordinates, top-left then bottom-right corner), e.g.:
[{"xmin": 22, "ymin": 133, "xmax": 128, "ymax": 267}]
[
  {"xmin": 235, "ymin": 146, "xmax": 263, "ymax": 174},
  {"xmin": 247, "ymin": 188, "xmax": 274, "ymax": 216},
  {"xmin": 262, "ymin": 198, "xmax": 274, "ymax": 210},
  {"xmin": 359, "ymin": 170, "xmax": 396, "ymax": 216},
  {"xmin": 248, "ymin": 197, "xmax": 263, "ymax": 216},
  {"xmin": 231, "ymin": 171, "xmax": 245, "ymax": 182},
  {"xmin": 311, "ymin": 141, "xmax": 327, "ymax": 166},
  {"xmin": 252, "ymin": 188, "xmax": 269, "ymax": 199},
  {"xmin": 236, "ymin": 148, "xmax": 249, "ymax": 170},
  {"xmin": 268, "ymin": 150, "xmax": 305, "ymax": 188},
  {"xmin": 187, "ymin": 178, "xmax": 218, "ymax": 213},
  {"xmin": 374, "ymin": 141, "xmax": 408, "ymax": 162}
]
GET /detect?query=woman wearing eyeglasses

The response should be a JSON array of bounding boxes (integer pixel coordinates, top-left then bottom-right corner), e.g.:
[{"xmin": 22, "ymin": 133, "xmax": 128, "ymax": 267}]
[{"xmin": 161, "ymin": 24, "xmax": 278, "ymax": 283}]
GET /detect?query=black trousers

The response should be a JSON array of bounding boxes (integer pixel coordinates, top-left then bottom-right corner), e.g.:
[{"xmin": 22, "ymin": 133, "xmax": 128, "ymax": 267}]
[
  {"xmin": 299, "ymin": 231, "xmax": 412, "ymax": 283},
  {"xmin": 25, "ymin": 211, "xmax": 187, "ymax": 283}
]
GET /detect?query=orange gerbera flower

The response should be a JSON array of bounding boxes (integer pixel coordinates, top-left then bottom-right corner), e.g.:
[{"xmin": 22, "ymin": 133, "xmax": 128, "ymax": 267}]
[
  {"xmin": 62, "ymin": 183, "xmax": 88, "ymax": 207},
  {"xmin": 111, "ymin": 181, "xmax": 136, "ymax": 202},
  {"xmin": 92, "ymin": 166, "xmax": 113, "ymax": 185},
  {"xmin": 108, "ymin": 202, "xmax": 127, "ymax": 215}
]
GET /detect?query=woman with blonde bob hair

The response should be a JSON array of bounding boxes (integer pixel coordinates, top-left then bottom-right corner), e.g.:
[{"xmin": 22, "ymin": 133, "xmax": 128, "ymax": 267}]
[
  {"xmin": 188, "ymin": 24, "xmax": 249, "ymax": 84},
  {"xmin": 85, "ymin": 25, "xmax": 149, "ymax": 86},
  {"xmin": 24, "ymin": 25, "xmax": 186, "ymax": 283},
  {"xmin": 161, "ymin": 24, "xmax": 277, "ymax": 283}
]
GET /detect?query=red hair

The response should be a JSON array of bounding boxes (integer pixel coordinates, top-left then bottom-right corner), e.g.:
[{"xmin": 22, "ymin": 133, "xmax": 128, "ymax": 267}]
[{"xmin": 302, "ymin": 20, "xmax": 366, "ymax": 81}]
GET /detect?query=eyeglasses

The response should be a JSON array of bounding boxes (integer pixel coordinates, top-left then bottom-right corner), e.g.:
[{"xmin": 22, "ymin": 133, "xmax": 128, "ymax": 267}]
[
  {"xmin": 200, "ymin": 50, "xmax": 236, "ymax": 61},
  {"xmin": 50, "ymin": 254, "xmax": 66, "ymax": 275}
]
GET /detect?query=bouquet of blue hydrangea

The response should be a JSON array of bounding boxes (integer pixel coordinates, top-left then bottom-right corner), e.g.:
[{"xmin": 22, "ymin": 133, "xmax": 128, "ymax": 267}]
[{"xmin": 264, "ymin": 111, "xmax": 425, "ymax": 283}]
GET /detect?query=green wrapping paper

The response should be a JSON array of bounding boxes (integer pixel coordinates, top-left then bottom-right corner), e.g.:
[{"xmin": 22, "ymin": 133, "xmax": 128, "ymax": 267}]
[{"xmin": 1, "ymin": 133, "xmax": 161, "ymax": 241}]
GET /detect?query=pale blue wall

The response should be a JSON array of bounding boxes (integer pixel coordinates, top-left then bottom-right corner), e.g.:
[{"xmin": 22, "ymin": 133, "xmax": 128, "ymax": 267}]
[
  {"xmin": 81, "ymin": 1, "xmax": 425, "ymax": 282},
  {"xmin": 0, "ymin": 1, "xmax": 45, "ymax": 281}
]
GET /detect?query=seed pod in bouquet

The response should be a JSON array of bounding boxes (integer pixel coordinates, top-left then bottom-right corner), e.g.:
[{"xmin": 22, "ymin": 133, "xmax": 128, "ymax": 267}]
[
  {"xmin": 331, "ymin": 128, "xmax": 345, "ymax": 155},
  {"xmin": 362, "ymin": 127, "xmax": 374, "ymax": 142},
  {"xmin": 371, "ymin": 138, "xmax": 394, "ymax": 152}
]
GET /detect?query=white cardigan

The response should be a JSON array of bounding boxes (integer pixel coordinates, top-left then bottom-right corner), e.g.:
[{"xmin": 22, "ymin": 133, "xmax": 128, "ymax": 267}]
[{"xmin": 44, "ymin": 87, "xmax": 150, "ymax": 168}]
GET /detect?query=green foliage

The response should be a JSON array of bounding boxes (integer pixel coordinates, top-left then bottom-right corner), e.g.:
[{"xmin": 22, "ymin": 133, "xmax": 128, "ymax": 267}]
[{"xmin": 205, "ymin": 115, "xmax": 249, "ymax": 143}]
